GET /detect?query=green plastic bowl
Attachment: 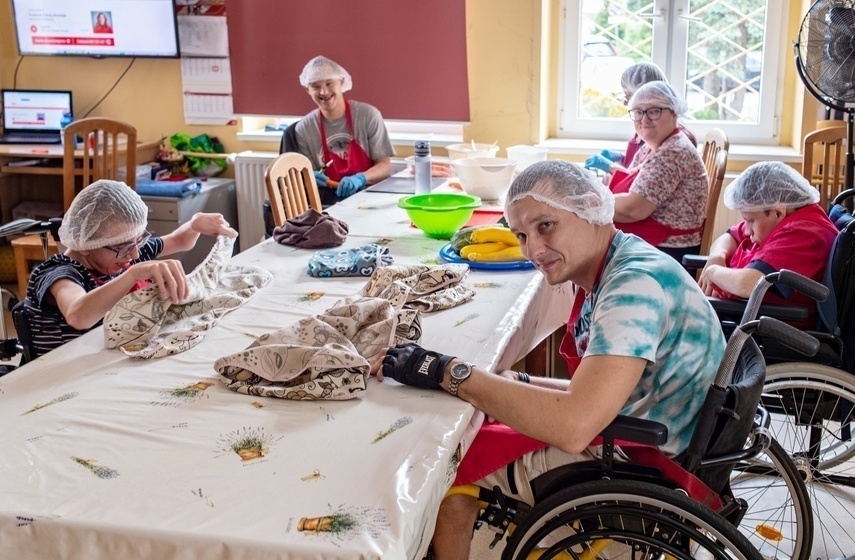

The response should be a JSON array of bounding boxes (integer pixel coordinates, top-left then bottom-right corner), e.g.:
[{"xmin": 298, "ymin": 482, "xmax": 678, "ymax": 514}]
[{"xmin": 398, "ymin": 193, "xmax": 482, "ymax": 239}]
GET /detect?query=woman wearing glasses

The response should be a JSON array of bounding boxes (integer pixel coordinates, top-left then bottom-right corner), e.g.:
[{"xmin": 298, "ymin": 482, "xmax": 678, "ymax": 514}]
[
  {"xmin": 22, "ymin": 180, "xmax": 237, "ymax": 358},
  {"xmin": 595, "ymin": 81, "xmax": 708, "ymax": 261}
]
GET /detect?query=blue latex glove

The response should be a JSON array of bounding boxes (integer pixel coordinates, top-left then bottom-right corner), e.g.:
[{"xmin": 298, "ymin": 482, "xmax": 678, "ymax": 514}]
[
  {"xmin": 336, "ymin": 173, "xmax": 367, "ymax": 198},
  {"xmin": 600, "ymin": 149, "xmax": 623, "ymax": 163},
  {"xmin": 314, "ymin": 170, "xmax": 329, "ymax": 188},
  {"xmin": 584, "ymin": 154, "xmax": 613, "ymax": 173}
]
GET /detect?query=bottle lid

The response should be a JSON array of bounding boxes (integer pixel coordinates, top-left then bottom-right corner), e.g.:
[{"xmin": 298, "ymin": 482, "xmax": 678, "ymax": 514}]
[{"xmin": 414, "ymin": 141, "xmax": 430, "ymax": 157}]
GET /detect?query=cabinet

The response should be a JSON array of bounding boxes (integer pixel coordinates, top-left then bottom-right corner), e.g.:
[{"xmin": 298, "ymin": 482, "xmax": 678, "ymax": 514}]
[{"xmin": 142, "ymin": 178, "xmax": 239, "ymax": 271}]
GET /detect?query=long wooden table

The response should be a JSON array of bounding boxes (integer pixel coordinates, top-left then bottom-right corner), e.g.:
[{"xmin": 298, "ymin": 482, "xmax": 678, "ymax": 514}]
[{"xmin": 0, "ymin": 189, "xmax": 571, "ymax": 559}]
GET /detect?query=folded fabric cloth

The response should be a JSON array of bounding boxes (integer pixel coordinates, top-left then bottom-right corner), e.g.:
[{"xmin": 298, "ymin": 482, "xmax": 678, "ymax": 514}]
[
  {"xmin": 136, "ymin": 178, "xmax": 203, "ymax": 198},
  {"xmin": 273, "ymin": 208, "xmax": 349, "ymax": 249},
  {"xmin": 103, "ymin": 236, "xmax": 272, "ymax": 358},
  {"xmin": 361, "ymin": 264, "xmax": 475, "ymax": 312},
  {"xmin": 307, "ymin": 244, "xmax": 393, "ymax": 278},
  {"xmin": 215, "ymin": 295, "xmax": 420, "ymax": 400}
]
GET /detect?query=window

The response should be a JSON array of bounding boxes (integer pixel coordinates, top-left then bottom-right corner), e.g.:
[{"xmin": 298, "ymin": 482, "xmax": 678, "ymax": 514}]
[{"xmin": 559, "ymin": 0, "xmax": 787, "ymax": 143}]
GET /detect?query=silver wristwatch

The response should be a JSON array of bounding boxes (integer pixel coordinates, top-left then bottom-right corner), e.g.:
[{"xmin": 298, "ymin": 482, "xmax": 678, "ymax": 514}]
[{"xmin": 448, "ymin": 361, "xmax": 473, "ymax": 397}]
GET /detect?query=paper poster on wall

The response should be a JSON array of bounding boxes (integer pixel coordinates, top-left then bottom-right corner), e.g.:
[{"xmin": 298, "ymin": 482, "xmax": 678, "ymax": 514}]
[
  {"xmin": 176, "ymin": 6, "xmax": 235, "ymax": 125},
  {"xmin": 177, "ymin": 15, "xmax": 228, "ymax": 57},
  {"xmin": 183, "ymin": 92, "xmax": 236, "ymax": 126}
]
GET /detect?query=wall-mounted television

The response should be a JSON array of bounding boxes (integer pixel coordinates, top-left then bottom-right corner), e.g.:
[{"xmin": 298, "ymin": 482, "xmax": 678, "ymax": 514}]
[{"xmin": 11, "ymin": 0, "xmax": 180, "ymax": 58}]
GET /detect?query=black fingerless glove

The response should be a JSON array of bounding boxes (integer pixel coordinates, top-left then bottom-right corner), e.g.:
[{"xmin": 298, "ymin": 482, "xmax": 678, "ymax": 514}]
[{"xmin": 381, "ymin": 343, "xmax": 455, "ymax": 390}]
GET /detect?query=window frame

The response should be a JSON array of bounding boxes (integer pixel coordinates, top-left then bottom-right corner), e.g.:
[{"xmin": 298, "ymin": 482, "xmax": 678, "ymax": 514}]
[{"xmin": 557, "ymin": 0, "xmax": 789, "ymax": 145}]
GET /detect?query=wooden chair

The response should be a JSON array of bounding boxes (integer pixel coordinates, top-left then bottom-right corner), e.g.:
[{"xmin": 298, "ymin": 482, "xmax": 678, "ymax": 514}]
[
  {"xmin": 265, "ymin": 152, "xmax": 322, "ymax": 227},
  {"xmin": 11, "ymin": 118, "xmax": 138, "ymax": 298},
  {"xmin": 802, "ymin": 121, "xmax": 847, "ymax": 209},
  {"xmin": 700, "ymin": 128, "xmax": 730, "ymax": 255}
]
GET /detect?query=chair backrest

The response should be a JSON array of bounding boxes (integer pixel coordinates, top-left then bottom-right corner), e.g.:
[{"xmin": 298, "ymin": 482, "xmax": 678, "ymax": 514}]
[
  {"xmin": 684, "ymin": 337, "xmax": 766, "ymax": 494},
  {"xmin": 11, "ymin": 299, "xmax": 37, "ymax": 365},
  {"xmin": 818, "ymin": 190, "xmax": 855, "ymax": 372},
  {"xmin": 265, "ymin": 152, "xmax": 322, "ymax": 227},
  {"xmin": 802, "ymin": 121, "xmax": 847, "ymax": 209},
  {"xmin": 63, "ymin": 117, "xmax": 138, "ymax": 211},
  {"xmin": 700, "ymin": 128, "xmax": 729, "ymax": 254},
  {"xmin": 278, "ymin": 121, "xmax": 300, "ymax": 155}
]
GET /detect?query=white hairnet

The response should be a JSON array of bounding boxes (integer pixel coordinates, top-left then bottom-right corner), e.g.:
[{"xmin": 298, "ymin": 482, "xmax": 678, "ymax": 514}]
[
  {"xmin": 724, "ymin": 161, "xmax": 820, "ymax": 212},
  {"xmin": 621, "ymin": 62, "xmax": 667, "ymax": 95},
  {"xmin": 505, "ymin": 160, "xmax": 615, "ymax": 226},
  {"xmin": 629, "ymin": 81, "xmax": 688, "ymax": 118},
  {"xmin": 59, "ymin": 180, "xmax": 148, "ymax": 252},
  {"xmin": 299, "ymin": 56, "xmax": 353, "ymax": 92}
]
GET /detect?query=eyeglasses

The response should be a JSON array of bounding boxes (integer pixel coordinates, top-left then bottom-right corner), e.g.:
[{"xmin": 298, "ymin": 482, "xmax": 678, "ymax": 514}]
[
  {"xmin": 627, "ymin": 107, "xmax": 670, "ymax": 122},
  {"xmin": 102, "ymin": 230, "xmax": 151, "ymax": 259}
]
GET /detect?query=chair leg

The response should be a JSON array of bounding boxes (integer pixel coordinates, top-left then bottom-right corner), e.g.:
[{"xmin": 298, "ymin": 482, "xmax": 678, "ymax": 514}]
[{"xmin": 13, "ymin": 244, "xmax": 29, "ymax": 300}]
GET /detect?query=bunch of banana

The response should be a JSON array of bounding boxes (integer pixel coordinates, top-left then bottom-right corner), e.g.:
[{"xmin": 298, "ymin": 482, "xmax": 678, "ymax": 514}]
[{"xmin": 457, "ymin": 226, "xmax": 526, "ymax": 262}]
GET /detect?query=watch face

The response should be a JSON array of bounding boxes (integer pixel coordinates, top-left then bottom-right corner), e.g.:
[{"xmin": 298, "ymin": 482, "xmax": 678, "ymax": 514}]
[{"xmin": 451, "ymin": 362, "xmax": 471, "ymax": 380}]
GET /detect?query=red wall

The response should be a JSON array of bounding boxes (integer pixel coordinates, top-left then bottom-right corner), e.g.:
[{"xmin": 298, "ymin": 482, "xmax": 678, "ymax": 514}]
[{"xmin": 226, "ymin": 0, "xmax": 470, "ymax": 121}]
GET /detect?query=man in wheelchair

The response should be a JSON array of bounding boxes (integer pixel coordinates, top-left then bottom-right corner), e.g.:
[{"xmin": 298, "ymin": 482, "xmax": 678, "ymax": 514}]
[
  {"xmin": 697, "ymin": 161, "xmax": 837, "ymax": 328},
  {"xmin": 372, "ymin": 161, "xmax": 729, "ymax": 560}
]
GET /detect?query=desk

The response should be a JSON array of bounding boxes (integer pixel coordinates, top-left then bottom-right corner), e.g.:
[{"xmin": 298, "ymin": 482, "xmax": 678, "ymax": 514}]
[
  {"xmin": 0, "ymin": 190, "xmax": 570, "ymax": 559},
  {"xmin": 0, "ymin": 140, "xmax": 160, "ymax": 222}
]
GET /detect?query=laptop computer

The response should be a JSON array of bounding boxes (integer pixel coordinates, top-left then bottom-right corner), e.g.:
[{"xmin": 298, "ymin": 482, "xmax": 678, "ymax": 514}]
[{"xmin": 0, "ymin": 89, "xmax": 72, "ymax": 144}]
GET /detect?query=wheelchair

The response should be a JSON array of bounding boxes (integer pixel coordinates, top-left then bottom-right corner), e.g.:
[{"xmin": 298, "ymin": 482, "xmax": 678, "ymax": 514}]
[
  {"xmin": 683, "ymin": 190, "xmax": 855, "ymax": 560},
  {"xmin": 450, "ymin": 271, "xmax": 818, "ymax": 560}
]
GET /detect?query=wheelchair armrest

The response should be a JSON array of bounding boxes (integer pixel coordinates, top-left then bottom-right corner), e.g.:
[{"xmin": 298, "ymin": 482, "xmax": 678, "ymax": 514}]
[
  {"xmin": 601, "ymin": 414, "xmax": 668, "ymax": 446},
  {"xmin": 708, "ymin": 297, "xmax": 810, "ymax": 322},
  {"xmin": 681, "ymin": 254, "xmax": 708, "ymax": 270}
]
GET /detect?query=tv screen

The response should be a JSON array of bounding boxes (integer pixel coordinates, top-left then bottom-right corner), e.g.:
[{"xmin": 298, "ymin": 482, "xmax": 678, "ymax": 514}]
[{"xmin": 11, "ymin": 0, "xmax": 180, "ymax": 58}]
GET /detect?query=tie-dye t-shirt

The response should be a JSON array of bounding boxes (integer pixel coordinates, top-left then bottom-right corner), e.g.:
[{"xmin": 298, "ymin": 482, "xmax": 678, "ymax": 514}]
[{"xmin": 574, "ymin": 232, "xmax": 725, "ymax": 455}]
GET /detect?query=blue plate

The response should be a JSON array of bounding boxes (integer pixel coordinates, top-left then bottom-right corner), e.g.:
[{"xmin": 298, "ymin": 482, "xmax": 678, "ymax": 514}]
[{"xmin": 439, "ymin": 243, "xmax": 535, "ymax": 271}]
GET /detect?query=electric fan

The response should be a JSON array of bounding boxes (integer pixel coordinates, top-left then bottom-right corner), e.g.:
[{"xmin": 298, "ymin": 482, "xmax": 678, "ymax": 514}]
[{"xmin": 794, "ymin": 0, "xmax": 855, "ymax": 191}]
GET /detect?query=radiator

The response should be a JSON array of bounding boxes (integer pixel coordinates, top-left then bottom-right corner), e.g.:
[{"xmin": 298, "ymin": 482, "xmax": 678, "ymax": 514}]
[{"xmin": 234, "ymin": 150, "xmax": 277, "ymax": 250}]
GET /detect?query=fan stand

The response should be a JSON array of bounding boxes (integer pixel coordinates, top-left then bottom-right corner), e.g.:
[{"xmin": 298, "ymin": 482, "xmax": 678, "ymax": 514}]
[{"xmin": 794, "ymin": 44, "xmax": 855, "ymax": 194}]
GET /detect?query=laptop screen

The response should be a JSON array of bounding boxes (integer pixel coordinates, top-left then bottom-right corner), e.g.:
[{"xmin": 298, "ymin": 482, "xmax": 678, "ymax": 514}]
[{"xmin": 2, "ymin": 90, "xmax": 72, "ymax": 134}]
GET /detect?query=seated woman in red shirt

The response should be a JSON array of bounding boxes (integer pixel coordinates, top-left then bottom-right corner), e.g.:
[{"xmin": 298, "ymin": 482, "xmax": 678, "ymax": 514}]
[{"xmin": 699, "ymin": 161, "xmax": 837, "ymax": 322}]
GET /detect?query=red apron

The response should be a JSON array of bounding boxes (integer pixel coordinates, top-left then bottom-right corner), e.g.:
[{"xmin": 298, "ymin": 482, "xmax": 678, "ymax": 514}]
[
  {"xmin": 91, "ymin": 270, "xmax": 149, "ymax": 294},
  {"xmin": 317, "ymin": 100, "xmax": 374, "ymax": 182},
  {"xmin": 611, "ymin": 129, "xmax": 701, "ymax": 246},
  {"xmin": 454, "ymin": 251, "xmax": 609, "ymax": 485}
]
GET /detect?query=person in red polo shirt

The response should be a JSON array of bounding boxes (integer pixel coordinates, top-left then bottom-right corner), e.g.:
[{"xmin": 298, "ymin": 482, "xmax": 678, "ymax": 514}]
[{"xmin": 699, "ymin": 161, "xmax": 837, "ymax": 323}]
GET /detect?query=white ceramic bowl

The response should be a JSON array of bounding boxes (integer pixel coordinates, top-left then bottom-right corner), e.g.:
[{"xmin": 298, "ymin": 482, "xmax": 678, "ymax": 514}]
[
  {"xmin": 506, "ymin": 145, "xmax": 548, "ymax": 172},
  {"xmin": 452, "ymin": 157, "xmax": 517, "ymax": 201},
  {"xmin": 445, "ymin": 143, "xmax": 500, "ymax": 160}
]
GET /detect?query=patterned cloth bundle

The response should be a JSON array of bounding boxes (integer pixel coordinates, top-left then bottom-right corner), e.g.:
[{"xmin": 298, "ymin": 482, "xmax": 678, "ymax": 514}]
[
  {"xmin": 306, "ymin": 243, "xmax": 393, "ymax": 278},
  {"xmin": 104, "ymin": 236, "xmax": 272, "ymax": 359}
]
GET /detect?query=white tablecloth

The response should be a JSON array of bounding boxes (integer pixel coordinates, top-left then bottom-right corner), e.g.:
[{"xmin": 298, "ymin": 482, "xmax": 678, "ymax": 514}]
[{"xmin": 0, "ymin": 190, "xmax": 571, "ymax": 559}]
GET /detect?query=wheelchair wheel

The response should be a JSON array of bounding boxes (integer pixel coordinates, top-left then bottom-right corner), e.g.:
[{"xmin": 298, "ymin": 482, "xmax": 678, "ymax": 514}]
[
  {"xmin": 501, "ymin": 479, "xmax": 762, "ymax": 560},
  {"xmin": 763, "ymin": 362, "xmax": 855, "ymax": 560},
  {"xmin": 730, "ymin": 438, "xmax": 813, "ymax": 560}
]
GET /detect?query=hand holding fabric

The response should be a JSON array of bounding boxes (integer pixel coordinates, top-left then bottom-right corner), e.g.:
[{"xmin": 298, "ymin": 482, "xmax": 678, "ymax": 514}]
[
  {"xmin": 584, "ymin": 154, "xmax": 613, "ymax": 173},
  {"xmin": 190, "ymin": 212, "xmax": 238, "ymax": 238},
  {"xmin": 336, "ymin": 173, "xmax": 367, "ymax": 198},
  {"xmin": 600, "ymin": 149, "xmax": 623, "ymax": 164},
  {"xmin": 379, "ymin": 343, "xmax": 455, "ymax": 390},
  {"xmin": 314, "ymin": 170, "xmax": 329, "ymax": 188}
]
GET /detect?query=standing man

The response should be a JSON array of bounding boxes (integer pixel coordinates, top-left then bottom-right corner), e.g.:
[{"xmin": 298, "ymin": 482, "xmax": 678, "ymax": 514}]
[{"xmin": 294, "ymin": 56, "xmax": 394, "ymax": 205}]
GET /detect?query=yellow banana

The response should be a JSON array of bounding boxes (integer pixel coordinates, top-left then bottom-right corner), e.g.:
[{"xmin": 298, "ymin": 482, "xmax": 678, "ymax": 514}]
[
  {"xmin": 471, "ymin": 226, "xmax": 520, "ymax": 246},
  {"xmin": 460, "ymin": 243, "xmax": 508, "ymax": 259},
  {"xmin": 467, "ymin": 245, "xmax": 526, "ymax": 262}
]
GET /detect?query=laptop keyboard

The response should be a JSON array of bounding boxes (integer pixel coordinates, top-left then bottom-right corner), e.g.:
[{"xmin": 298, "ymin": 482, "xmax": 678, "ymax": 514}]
[{"xmin": 0, "ymin": 133, "xmax": 61, "ymax": 144}]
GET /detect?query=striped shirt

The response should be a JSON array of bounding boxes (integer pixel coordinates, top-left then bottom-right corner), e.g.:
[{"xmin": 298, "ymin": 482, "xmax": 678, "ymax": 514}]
[{"xmin": 23, "ymin": 238, "xmax": 164, "ymax": 358}]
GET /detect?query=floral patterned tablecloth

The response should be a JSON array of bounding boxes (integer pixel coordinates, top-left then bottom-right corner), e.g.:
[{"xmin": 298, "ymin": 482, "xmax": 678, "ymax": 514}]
[{"xmin": 0, "ymin": 190, "xmax": 571, "ymax": 560}]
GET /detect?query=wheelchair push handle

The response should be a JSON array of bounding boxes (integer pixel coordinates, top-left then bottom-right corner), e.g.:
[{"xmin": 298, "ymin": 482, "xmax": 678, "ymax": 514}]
[
  {"xmin": 776, "ymin": 269, "xmax": 829, "ymax": 302},
  {"xmin": 756, "ymin": 316, "xmax": 820, "ymax": 357},
  {"xmin": 740, "ymin": 269, "xmax": 828, "ymax": 325},
  {"xmin": 715, "ymin": 316, "xmax": 819, "ymax": 388}
]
